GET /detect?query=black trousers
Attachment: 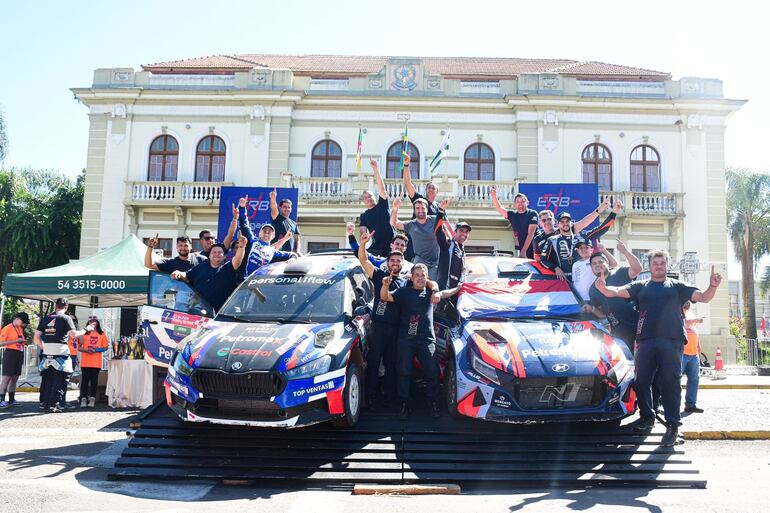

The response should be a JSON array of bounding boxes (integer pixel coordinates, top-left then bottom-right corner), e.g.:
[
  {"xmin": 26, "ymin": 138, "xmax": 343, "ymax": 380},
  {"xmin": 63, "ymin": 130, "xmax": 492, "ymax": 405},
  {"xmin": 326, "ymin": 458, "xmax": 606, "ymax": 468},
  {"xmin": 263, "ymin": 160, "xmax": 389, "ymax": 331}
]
[
  {"xmin": 365, "ymin": 322, "xmax": 398, "ymax": 404},
  {"xmin": 40, "ymin": 366, "xmax": 71, "ymax": 407},
  {"xmin": 396, "ymin": 337, "xmax": 439, "ymax": 403},
  {"xmin": 634, "ymin": 338, "xmax": 684, "ymax": 426},
  {"xmin": 79, "ymin": 368, "xmax": 100, "ymax": 399}
]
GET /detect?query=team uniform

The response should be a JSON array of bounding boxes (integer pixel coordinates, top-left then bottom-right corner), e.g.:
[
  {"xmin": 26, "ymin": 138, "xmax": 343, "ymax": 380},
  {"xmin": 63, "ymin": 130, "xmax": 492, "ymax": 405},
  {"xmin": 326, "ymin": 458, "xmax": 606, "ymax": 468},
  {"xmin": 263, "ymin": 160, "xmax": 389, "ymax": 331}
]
[
  {"xmin": 542, "ymin": 212, "xmax": 617, "ymax": 278},
  {"xmin": 37, "ymin": 312, "xmax": 76, "ymax": 410},
  {"xmin": 78, "ymin": 331, "xmax": 109, "ymax": 405},
  {"xmin": 271, "ymin": 213, "xmax": 300, "ymax": 252},
  {"xmin": 506, "ymin": 208, "xmax": 539, "ymax": 259},
  {"xmin": 360, "ymin": 196, "xmax": 395, "ymax": 258}
]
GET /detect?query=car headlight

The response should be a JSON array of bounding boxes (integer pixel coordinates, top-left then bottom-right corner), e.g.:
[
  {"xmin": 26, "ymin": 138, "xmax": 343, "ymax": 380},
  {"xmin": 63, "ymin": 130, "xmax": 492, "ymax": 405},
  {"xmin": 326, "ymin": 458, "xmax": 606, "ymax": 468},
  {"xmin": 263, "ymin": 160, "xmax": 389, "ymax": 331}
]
[
  {"xmin": 314, "ymin": 330, "xmax": 335, "ymax": 349},
  {"xmin": 606, "ymin": 360, "xmax": 633, "ymax": 387},
  {"xmin": 171, "ymin": 350, "xmax": 194, "ymax": 377},
  {"xmin": 284, "ymin": 355, "xmax": 332, "ymax": 380},
  {"xmin": 469, "ymin": 350, "xmax": 501, "ymax": 385}
]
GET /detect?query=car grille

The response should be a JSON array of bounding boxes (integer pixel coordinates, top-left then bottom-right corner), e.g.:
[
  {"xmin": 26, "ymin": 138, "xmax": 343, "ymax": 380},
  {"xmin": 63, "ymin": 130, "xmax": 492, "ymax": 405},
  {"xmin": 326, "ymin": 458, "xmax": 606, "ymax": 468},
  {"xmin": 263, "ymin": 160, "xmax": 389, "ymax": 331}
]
[
  {"xmin": 191, "ymin": 369, "xmax": 285, "ymax": 399},
  {"xmin": 508, "ymin": 376, "xmax": 605, "ymax": 410}
]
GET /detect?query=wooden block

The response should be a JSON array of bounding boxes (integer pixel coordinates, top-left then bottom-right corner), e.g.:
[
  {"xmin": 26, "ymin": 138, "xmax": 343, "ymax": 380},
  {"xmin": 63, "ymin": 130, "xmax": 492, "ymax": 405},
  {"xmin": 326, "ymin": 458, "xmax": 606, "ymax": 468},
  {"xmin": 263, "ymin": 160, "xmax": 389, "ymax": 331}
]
[{"xmin": 353, "ymin": 484, "xmax": 461, "ymax": 495}]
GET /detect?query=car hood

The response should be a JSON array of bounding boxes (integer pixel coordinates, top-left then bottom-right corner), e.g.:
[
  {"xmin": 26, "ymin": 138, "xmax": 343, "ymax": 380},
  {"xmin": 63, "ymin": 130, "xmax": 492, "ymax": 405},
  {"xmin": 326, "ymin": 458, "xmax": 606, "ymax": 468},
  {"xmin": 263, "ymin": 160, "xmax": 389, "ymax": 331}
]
[
  {"xmin": 462, "ymin": 320, "xmax": 629, "ymax": 379},
  {"xmin": 181, "ymin": 321, "xmax": 342, "ymax": 373}
]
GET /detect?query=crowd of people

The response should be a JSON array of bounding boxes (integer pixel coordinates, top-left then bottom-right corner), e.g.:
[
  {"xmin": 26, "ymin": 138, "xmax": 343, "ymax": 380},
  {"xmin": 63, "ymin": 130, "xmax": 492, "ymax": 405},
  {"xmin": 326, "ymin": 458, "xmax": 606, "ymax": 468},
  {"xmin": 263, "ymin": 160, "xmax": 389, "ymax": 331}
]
[{"xmin": 0, "ymin": 155, "xmax": 723, "ymax": 443}]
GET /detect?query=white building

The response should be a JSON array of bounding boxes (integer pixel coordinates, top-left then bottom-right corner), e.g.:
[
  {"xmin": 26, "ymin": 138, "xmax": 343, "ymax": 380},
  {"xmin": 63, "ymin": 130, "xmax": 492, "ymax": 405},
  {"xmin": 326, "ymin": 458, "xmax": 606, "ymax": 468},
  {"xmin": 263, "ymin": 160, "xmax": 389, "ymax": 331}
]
[{"xmin": 72, "ymin": 54, "xmax": 745, "ymax": 359}]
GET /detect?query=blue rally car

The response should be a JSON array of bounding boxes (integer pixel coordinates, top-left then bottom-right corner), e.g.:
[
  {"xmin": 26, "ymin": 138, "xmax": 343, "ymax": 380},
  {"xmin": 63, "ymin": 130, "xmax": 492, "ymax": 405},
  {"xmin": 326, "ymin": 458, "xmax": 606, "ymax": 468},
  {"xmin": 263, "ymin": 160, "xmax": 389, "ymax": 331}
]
[
  {"xmin": 161, "ymin": 253, "xmax": 374, "ymax": 428},
  {"xmin": 435, "ymin": 254, "xmax": 637, "ymax": 424}
]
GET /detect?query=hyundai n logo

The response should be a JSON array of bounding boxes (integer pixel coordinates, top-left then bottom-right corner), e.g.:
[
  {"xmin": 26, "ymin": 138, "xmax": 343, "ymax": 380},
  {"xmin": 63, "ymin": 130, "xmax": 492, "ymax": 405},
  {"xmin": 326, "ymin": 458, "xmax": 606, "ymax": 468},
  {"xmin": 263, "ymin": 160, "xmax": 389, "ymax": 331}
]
[
  {"xmin": 552, "ymin": 363, "xmax": 570, "ymax": 373},
  {"xmin": 539, "ymin": 383, "xmax": 581, "ymax": 402}
]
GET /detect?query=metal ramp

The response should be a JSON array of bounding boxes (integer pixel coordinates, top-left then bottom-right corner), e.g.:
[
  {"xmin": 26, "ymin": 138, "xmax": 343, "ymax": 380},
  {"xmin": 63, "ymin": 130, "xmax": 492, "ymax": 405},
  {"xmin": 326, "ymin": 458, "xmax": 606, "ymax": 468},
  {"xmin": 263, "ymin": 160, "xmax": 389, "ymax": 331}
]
[{"xmin": 109, "ymin": 402, "xmax": 705, "ymax": 488}]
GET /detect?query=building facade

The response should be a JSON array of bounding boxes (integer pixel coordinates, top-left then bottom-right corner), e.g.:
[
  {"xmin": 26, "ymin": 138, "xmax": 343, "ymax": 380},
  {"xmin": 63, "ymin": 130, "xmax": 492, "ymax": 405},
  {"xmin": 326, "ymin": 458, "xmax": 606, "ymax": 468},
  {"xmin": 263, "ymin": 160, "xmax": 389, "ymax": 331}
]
[{"xmin": 72, "ymin": 54, "xmax": 745, "ymax": 357}]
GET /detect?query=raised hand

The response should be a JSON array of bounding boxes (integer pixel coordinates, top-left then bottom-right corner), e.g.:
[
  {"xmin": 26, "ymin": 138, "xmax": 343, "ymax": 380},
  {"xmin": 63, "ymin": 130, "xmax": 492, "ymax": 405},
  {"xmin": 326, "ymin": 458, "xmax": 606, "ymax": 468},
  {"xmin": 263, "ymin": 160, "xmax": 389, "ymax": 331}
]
[
  {"xmin": 596, "ymin": 242, "xmax": 606, "ymax": 253},
  {"xmin": 239, "ymin": 196, "xmax": 248, "ymax": 208},
  {"xmin": 404, "ymin": 154, "xmax": 411, "ymax": 167},
  {"xmin": 147, "ymin": 234, "xmax": 159, "ymax": 249},
  {"xmin": 236, "ymin": 234, "xmax": 247, "ymax": 249},
  {"xmin": 360, "ymin": 230, "xmax": 374, "ymax": 245},
  {"xmin": 616, "ymin": 238, "xmax": 627, "ymax": 253},
  {"xmin": 382, "ymin": 275, "xmax": 392, "ymax": 287},
  {"xmin": 346, "ymin": 222, "xmax": 355, "ymax": 236},
  {"xmin": 595, "ymin": 272, "xmax": 607, "ymax": 291},
  {"xmin": 710, "ymin": 265, "xmax": 722, "ymax": 288},
  {"xmin": 439, "ymin": 197, "xmax": 452, "ymax": 211},
  {"xmin": 490, "ymin": 186, "xmax": 497, "ymax": 198},
  {"xmin": 369, "ymin": 158, "xmax": 379, "ymax": 171},
  {"xmin": 269, "ymin": 187, "xmax": 277, "ymax": 200},
  {"xmin": 393, "ymin": 197, "xmax": 402, "ymax": 209},
  {"xmin": 613, "ymin": 198, "xmax": 623, "ymax": 213},
  {"xmin": 231, "ymin": 203, "xmax": 238, "ymax": 219},
  {"xmin": 599, "ymin": 195, "xmax": 611, "ymax": 212}
]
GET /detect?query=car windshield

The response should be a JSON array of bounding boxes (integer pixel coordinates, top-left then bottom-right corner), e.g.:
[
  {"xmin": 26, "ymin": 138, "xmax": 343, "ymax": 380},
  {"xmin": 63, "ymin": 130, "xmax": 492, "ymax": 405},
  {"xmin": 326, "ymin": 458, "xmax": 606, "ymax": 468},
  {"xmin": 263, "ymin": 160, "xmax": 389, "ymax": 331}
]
[
  {"xmin": 457, "ymin": 265, "xmax": 583, "ymax": 321},
  {"xmin": 216, "ymin": 274, "xmax": 349, "ymax": 324}
]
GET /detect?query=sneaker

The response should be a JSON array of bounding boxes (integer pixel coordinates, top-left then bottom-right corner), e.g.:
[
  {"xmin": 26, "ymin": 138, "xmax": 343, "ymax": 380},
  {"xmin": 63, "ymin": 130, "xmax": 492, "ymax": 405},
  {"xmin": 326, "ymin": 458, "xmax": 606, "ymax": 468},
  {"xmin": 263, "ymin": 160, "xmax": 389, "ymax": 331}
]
[
  {"xmin": 661, "ymin": 425, "xmax": 679, "ymax": 447},
  {"xmin": 684, "ymin": 405, "xmax": 704, "ymax": 413},
  {"xmin": 88, "ymin": 397, "xmax": 96, "ymax": 408},
  {"xmin": 398, "ymin": 402, "xmax": 410, "ymax": 421},
  {"xmin": 0, "ymin": 401, "xmax": 9, "ymax": 409},
  {"xmin": 38, "ymin": 403, "xmax": 48, "ymax": 410},
  {"xmin": 80, "ymin": 398, "xmax": 88, "ymax": 408},
  {"xmin": 429, "ymin": 401, "xmax": 441, "ymax": 419},
  {"xmin": 629, "ymin": 416, "xmax": 656, "ymax": 431},
  {"xmin": 49, "ymin": 405, "xmax": 64, "ymax": 413},
  {"xmin": 8, "ymin": 400, "xmax": 20, "ymax": 406}
]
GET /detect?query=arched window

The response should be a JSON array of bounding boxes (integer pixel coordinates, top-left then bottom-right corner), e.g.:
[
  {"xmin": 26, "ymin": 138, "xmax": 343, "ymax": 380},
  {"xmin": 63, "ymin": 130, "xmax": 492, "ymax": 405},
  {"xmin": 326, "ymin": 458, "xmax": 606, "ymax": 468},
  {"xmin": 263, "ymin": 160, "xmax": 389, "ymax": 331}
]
[
  {"xmin": 386, "ymin": 142, "xmax": 420, "ymax": 179},
  {"xmin": 311, "ymin": 140, "xmax": 342, "ymax": 177},
  {"xmin": 630, "ymin": 145, "xmax": 661, "ymax": 192},
  {"xmin": 464, "ymin": 142, "xmax": 495, "ymax": 181},
  {"xmin": 195, "ymin": 135, "xmax": 226, "ymax": 182},
  {"xmin": 582, "ymin": 143, "xmax": 613, "ymax": 189},
  {"xmin": 147, "ymin": 135, "xmax": 179, "ymax": 181}
]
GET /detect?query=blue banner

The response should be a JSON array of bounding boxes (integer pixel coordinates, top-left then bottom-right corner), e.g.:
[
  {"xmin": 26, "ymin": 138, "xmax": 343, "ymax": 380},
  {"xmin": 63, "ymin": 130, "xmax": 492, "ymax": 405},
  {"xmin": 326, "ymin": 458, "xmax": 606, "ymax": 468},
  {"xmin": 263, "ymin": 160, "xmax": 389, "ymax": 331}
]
[
  {"xmin": 216, "ymin": 186, "xmax": 299, "ymax": 245},
  {"xmin": 519, "ymin": 183, "xmax": 600, "ymax": 229}
]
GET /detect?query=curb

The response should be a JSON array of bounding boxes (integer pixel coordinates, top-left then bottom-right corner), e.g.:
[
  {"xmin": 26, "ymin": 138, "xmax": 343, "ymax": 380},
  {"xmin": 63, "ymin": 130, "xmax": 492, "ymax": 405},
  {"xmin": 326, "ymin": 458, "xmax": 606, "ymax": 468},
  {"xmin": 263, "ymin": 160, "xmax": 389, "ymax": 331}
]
[{"xmin": 683, "ymin": 431, "xmax": 770, "ymax": 440}]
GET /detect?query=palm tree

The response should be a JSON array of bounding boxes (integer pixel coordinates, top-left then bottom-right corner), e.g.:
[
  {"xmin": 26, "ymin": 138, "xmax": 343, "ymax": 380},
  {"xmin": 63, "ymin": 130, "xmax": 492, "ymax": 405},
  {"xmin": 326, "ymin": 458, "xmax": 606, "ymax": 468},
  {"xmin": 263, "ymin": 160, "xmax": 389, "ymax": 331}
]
[
  {"xmin": 0, "ymin": 107, "xmax": 8, "ymax": 163},
  {"xmin": 726, "ymin": 169, "xmax": 770, "ymax": 340}
]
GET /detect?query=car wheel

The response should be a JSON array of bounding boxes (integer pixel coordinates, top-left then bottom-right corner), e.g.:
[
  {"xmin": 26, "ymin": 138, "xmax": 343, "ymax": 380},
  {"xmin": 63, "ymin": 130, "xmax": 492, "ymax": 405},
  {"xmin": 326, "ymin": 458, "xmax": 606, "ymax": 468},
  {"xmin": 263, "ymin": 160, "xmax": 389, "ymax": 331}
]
[
  {"xmin": 445, "ymin": 354, "xmax": 460, "ymax": 418},
  {"xmin": 332, "ymin": 361, "xmax": 362, "ymax": 428}
]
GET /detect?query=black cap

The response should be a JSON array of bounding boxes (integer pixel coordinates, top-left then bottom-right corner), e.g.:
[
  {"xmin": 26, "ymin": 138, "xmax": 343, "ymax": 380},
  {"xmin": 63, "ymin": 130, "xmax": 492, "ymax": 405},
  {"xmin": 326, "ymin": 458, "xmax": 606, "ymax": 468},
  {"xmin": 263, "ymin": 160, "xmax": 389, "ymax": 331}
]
[
  {"xmin": 455, "ymin": 221, "xmax": 472, "ymax": 232},
  {"xmin": 55, "ymin": 297, "xmax": 69, "ymax": 309},
  {"xmin": 575, "ymin": 235, "xmax": 591, "ymax": 247},
  {"xmin": 557, "ymin": 212, "xmax": 573, "ymax": 221},
  {"xmin": 14, "ymin": 312, "xmax": 30, "ymax": 325}
]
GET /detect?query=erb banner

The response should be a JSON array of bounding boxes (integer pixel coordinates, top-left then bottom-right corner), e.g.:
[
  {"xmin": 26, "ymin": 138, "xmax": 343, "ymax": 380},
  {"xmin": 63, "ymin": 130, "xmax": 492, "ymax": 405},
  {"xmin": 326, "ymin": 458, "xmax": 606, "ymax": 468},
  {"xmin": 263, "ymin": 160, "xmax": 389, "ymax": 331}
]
[
  {"xmin": 216, "ymin": 186, "xmax": 299, "ymax": 244},
  {"xmin": 519, "ymin": 183, "xmax": 599, "ymax": 229}
]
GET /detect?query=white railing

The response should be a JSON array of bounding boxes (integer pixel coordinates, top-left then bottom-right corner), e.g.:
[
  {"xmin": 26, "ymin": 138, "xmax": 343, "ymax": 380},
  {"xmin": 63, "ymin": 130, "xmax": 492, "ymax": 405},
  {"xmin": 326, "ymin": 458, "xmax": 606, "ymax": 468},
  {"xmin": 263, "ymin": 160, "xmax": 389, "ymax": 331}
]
[
  {"xmin": 600, "ymin": 190, "xmax": 684, "ymax": 216},
  {"xmin": 127, "ymin": 181, "xmax": 233, "ymax": 204},
  {"xmin": 383, "ymin": 179, "xmax": 430, "ymax": 198},
  {"xmin": 457, "ymin": 180, "xmax": 519, "ymax": 202},
  {"xmin": 291, "ymin": 176, "xmax": 351, "ymax": 200}
]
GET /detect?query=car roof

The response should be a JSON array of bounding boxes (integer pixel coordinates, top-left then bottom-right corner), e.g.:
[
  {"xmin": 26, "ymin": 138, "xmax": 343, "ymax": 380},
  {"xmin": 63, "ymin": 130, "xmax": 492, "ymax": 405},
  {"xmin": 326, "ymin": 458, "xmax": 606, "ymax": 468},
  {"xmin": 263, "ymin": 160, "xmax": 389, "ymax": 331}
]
[
  {"xmin": 255, "ymin": 252, "xmax": 361, "ymax": 278},
  {"xmin": 465, "ymin": 254, "xmax": 555, "ymax": 281}
]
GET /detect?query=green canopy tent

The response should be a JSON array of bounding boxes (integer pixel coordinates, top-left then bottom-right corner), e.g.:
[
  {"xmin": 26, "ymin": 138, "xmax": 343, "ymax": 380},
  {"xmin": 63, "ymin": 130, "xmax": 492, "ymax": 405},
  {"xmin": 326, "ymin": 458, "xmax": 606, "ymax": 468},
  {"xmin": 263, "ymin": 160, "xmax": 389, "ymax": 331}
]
[{"xmin": 1, "ymin": 235, "xmax": 150, "ymax": 308}]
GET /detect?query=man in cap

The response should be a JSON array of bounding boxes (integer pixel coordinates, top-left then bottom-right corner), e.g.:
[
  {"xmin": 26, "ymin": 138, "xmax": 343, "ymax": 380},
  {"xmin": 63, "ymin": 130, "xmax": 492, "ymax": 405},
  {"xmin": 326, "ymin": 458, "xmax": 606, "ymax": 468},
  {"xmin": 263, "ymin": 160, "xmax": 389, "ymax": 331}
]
[
  {"xmin": 34, "ymin": 298, "xmax": 85, "ymax": 412},
  {"xmin": 0, "ymin": 312, "xmax": 30, "ymax": 408},
  {"xmin": 533, "ymin": 196, "xmax": 612, "ymax": 261},
  {"xmin": 145, "ymin": 235, "xmax": 208, "ymax": 273},
  {"xmin": 543, "ymin": 199, "xmax": 621, "ymax": 280},
  {"xmin": 236, "ymin": 196, "xmax": 297, "ymax": 278},
  {"xmin": 436, "ymin": 220, "xmax": 471, "ymax": 291},
  {"xmin": 346, "ymin": 223, "xmax": 413, "ymax": 275}
]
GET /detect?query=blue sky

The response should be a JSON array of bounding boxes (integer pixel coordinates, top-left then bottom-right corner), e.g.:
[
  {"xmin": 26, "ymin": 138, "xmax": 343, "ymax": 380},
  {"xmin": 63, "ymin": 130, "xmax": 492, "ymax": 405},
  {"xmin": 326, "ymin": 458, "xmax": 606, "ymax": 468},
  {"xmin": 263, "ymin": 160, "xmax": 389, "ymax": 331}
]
[
  {"xmin": 1, "ymin": 0, "xmax": 766, "ymax": 177},
  {"xmin": 1, "ymin": 0, "xmax": 767, "ymax": 276}
]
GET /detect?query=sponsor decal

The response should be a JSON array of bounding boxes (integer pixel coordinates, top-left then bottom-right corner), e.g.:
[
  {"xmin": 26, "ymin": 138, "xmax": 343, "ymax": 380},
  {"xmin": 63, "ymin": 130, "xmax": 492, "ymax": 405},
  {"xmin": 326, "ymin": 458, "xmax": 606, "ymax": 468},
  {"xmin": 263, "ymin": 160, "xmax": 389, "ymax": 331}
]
[
  {"xmin": 408, "ymin": 315, "xmax": 420, "ymax": 336},
  {"xmin": 492, "ymin": 392, "xmax": 514, "ymax": 410},
  {"xmin": 161, "ymin": 310, "xmax": 200, "ymax": 329},
  {"xmin": 219, "ymin": 334, "xmax": 277, "ymax": 344},
  {"xmin": 217, "ymin": 347, "xmax": 273, "ymax": 358},
  {"xmin": 552, "ymin": 363, "xmax": 570, "ymax": 373},
  {"xmin": 291, "ymin": 380, "xmax": 336, "ymax": 398},
  {"xmin": 231, "ymin": 362, "xmax": 243, "ymax": 370},
  {"xmin": 247, "ymin": 276, "xmax": 337, "ymax": 287},
  {"xmin": 157, "ymin": 345, "xmax": 173, "ymax": 362},
  {"xmin": 539, "ymin": 383, "xmax": 581, "ymax": 402},
  {"xmin": 173, "ymin": 325, "xmax": 192, "ymax": 337}
]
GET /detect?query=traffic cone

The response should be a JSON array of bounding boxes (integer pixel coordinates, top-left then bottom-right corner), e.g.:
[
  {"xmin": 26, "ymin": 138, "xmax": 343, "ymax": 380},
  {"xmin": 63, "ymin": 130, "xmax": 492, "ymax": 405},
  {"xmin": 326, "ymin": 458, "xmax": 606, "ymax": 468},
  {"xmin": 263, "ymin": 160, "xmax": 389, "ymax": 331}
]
[{"xmin": 713, "ymin": 347, "xmax": 726, "ymax": 380}]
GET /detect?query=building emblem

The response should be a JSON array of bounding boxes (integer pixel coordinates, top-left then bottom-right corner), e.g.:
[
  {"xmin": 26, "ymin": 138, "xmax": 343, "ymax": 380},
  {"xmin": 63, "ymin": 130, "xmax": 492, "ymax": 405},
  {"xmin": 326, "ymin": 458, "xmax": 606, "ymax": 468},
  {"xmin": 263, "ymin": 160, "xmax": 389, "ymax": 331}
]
[{"xmin": 392, "ymin": 65, "xmax": 418, "ymax": 91}]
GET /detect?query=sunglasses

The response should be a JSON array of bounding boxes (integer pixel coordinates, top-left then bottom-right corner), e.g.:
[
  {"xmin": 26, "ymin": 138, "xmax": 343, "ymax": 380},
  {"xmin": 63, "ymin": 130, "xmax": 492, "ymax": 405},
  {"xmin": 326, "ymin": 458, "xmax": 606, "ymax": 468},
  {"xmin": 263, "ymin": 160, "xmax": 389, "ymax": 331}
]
[{"xmin": 202, "ymin": 236, "xmax": 216, "ymax": 241}]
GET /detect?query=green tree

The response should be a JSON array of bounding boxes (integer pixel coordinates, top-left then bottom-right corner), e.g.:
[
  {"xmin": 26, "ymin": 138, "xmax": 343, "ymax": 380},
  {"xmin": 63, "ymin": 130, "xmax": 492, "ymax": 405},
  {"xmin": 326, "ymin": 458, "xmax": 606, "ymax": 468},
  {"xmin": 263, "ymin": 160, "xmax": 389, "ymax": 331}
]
[
  {"xmin": 0, "ymin": 168, "xmax": 84, "ymax": 294},
  {"xmin": 0, "ymin": 107, "xmax": 7, "ymax": 163},
  {"xmin": 726, "ymin": 168, "xmax": 770, "ymax": 340}
]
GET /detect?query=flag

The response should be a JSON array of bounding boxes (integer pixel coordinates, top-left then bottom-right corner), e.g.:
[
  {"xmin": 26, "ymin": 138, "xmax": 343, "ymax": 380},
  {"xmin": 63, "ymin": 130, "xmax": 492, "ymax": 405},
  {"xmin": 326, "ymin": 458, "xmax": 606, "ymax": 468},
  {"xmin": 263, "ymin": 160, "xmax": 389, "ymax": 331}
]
[
  {"xmin": 429, "ymin": 129, "xmax": 450, "ymax": 175},
  {"xmin": 355, "ymin": 127, "xmax": 363, "ymax": 172},
  {"xmin": 398, "ymin": 123, "xmax": 409, "ymax": 173}
]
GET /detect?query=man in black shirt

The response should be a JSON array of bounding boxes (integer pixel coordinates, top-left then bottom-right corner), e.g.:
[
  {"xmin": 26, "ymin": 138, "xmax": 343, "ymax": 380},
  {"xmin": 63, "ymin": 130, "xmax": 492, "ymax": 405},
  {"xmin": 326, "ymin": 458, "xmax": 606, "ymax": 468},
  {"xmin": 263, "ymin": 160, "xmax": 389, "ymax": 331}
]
[
  {"xmin": 380, "ymin": 263, "xmax": 459, "ymax": 420},
  {"xmin": 171, "ymin": 236, "xmax": 247, "ymax": 312},
  {"xmin": 533, "ymin": 197, "xmax": 611, "ymax": 262},
  {"xmin": 359, "ymin": 159, "xmax": 394, "ymax": 258},
  {"xmin": 587, "ymin": 239, "xmax": 643, "ymax": 352},
  {"xmin": 33, "ymin": 298, "xmax": 85, "ymax": 412},
  {"xmin": 145, "ymin": 235, "xmax": 207, "ymax": 273},
  {"xmin": 491, "ymin": 189, "xmax": 538, "ymax": 258},
  {"xmin": 197, "ymin": 230, "xmax": 215, "ymax": 258},
  {"xmin": 436, "ymin": 221, "xmax": 471, "ymax": 291},
  {"xmin": 269, "ymin": 187, "xmax": 301, "ymax": 253},
  {"xmin": 357, "ymin": 231, "xmax": 407, "ymax": 411},
  {"xmin": 595, "ymin": 249, "xmax": 723, "ymax": 446}
]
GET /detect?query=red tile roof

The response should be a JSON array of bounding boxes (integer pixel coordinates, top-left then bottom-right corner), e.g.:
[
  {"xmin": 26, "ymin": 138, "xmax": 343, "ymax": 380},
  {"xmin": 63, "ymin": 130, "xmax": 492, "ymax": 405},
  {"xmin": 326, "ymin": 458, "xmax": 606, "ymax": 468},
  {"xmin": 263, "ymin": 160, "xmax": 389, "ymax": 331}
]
[{"xmin": 142, "ymin": 54, "xmax": 670, "ymax": 80}]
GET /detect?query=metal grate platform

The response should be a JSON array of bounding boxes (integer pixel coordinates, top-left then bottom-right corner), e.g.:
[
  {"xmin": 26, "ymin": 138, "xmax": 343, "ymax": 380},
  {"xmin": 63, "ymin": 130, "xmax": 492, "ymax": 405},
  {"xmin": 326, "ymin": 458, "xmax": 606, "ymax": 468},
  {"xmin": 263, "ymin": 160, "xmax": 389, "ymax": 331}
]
[{"xmin": 109, "ymin": 402, "xmax": 705, "ymax": 488}]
